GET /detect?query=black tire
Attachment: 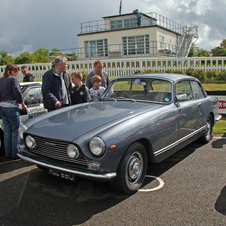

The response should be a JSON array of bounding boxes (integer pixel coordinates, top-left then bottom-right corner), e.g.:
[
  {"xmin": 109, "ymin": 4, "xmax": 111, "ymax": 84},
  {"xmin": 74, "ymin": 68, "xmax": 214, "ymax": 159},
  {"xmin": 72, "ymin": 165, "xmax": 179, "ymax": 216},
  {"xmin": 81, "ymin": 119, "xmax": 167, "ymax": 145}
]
[
  {"xmin": 200, "ymin": 114, "xmax": 213, "ymax": 143},
  {"xmin": 0, "ymin": 130, "xmax": 4, "ymax": 156},
  {"xmin": 110, "ymin": 142, "xmax": 147, "ymax": 195}
]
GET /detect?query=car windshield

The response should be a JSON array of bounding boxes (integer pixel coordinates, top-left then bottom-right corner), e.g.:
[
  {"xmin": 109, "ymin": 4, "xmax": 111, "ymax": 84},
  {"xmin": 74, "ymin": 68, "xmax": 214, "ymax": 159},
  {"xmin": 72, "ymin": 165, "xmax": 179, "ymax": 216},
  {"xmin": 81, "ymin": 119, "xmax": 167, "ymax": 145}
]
[
  {"xmin": 20, "ymin": 85, "xmax": 28, "ymax": 92},
  {"xmin": 102, "ymin": 78, "xmax": 172, "ymax": 103}
]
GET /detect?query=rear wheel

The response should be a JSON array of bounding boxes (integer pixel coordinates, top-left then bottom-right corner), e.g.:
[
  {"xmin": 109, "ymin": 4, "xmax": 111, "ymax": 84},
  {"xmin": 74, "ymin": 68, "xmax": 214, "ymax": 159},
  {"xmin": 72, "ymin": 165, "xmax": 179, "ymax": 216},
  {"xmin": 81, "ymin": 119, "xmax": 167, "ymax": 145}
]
[
  {"xmin": 110, "ymin": 142, "xmax": 147, "ymax": 194},
  {"xmin": 200, "ymin": 114, "xmax": 213, "ymax": 143}
]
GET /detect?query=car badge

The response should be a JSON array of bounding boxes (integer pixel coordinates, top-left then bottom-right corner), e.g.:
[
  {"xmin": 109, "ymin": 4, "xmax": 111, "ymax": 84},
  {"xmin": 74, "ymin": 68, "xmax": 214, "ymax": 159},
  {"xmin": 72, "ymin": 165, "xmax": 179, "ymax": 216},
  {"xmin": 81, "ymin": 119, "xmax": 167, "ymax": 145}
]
[{"xmin": 45, "ymin": 142, "xmax": 57, "ymax": 147}]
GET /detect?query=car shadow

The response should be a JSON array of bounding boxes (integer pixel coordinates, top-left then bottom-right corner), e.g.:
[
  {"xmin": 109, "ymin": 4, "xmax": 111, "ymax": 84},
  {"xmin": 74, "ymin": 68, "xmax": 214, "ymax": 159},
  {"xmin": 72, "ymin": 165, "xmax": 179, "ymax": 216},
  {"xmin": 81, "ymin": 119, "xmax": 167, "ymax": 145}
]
[
  {"xmin": 0, "ymin": 160, "xmax": 130, "ymax": 225},
  {"xmin": 215, "ymin": 185, "xmax": 226, "ymax": 215},
  {"xmin": 0, "ymin": 140, "xmax": 203, "ymax": 225},
  {"xmin": 211, "ymin": 134, "xmax": 226, "ymax": 149},
  {"xmin": 0, "ymin": 156, "xmax": 34, "ymax": 173},
  {"xmin": 142, "ymin": 140, "xmax": 198, "ymax": 187}
]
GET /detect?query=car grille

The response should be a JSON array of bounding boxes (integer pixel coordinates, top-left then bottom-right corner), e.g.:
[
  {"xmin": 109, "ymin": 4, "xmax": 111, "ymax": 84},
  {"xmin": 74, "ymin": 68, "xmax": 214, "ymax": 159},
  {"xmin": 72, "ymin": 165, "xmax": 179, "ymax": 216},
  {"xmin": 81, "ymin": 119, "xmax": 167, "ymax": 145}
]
[{"xmin": 28, "ymin": 136, "xmax": 88, "ymax": 167}]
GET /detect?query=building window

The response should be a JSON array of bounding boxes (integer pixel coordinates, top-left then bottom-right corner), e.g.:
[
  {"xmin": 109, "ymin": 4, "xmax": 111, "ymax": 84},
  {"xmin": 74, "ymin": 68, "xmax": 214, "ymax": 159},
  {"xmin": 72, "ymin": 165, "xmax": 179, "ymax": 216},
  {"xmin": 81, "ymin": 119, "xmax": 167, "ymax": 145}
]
[
  {"xmin": 124, "ymin": 18, "xmax": 137, "ymax": 28},
  {"xmin": 123, "ymin": 35, "xmax": 149, "ymax": 56},
  {"xmin": 85, "ymin": 39, "xmax": 108, "ymax": 58},
  {"xmin": 111, "ymin": 20, "xmax": 122, "ymax": 29},
  {"xmin": 110, "ymin": 17, "xmax": 139, "ymax": 29},
  {"xmin": 159, "ymin": 36, "xmax": 164, "ymax": 49}
]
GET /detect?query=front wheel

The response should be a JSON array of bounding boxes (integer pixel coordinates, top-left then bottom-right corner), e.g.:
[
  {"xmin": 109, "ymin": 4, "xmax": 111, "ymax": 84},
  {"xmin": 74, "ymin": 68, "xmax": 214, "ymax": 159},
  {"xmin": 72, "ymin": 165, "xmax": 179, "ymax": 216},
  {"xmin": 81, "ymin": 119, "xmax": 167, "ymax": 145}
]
[
  {"xmin": 110, "ymin": 142, "xmax": 147, "ymax": 194},
  {"xmin": 200, "ymin": 114, "xmax": 213, "ymax": 143}
]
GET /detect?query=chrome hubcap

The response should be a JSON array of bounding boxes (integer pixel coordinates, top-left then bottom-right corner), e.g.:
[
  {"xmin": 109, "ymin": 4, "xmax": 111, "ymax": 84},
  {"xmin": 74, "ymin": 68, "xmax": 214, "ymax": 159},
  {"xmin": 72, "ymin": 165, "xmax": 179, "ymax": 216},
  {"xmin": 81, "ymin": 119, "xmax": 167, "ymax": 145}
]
[
  {"xmin": 206, "ymin": 120, "xmax": 211, "ymax": 139},
  {"xmin": 128, "ymin": 152, "xmax": 143, "ymax": 182}
]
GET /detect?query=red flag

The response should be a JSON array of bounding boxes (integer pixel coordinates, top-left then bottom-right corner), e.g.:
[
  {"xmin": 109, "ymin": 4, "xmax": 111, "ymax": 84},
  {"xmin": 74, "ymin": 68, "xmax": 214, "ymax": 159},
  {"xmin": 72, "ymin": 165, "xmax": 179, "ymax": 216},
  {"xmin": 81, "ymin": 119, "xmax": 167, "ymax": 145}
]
[{"xmin": 119, "ymin": 0, "xmax": 122, "ymax": 15}]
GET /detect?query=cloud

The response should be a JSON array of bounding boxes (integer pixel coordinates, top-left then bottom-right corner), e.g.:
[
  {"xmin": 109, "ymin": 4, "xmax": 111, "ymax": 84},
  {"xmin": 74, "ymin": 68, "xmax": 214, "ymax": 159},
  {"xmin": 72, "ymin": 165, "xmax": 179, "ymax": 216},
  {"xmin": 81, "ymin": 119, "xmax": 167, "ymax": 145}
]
[{"xmin": 0, "ymin": 0, "xmax": 225, "ymax": 56}]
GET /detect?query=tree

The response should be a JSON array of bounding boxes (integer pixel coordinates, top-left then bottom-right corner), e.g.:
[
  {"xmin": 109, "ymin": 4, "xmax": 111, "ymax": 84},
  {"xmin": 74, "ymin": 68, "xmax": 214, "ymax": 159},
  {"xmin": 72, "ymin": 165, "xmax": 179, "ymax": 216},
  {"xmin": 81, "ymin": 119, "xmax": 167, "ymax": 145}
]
[
  {"xmin": 197, "ymin": 48, "xmax": 210, "ymax": 57},
  {"xmin": 48, "ymin": 48, "xmax": 63, "ymax": 62},
  {"xmin": 65, "ymin": 52, "xmax": 78, "ymax": 61},
  {"xmin": 32, "ymin": 48, "xmax": 49, "ymax": 63},
  {"xmin": 0, "ymin": 51, "xmax": 14, "ymax": 65},
  {"xmin": 14, "ymin": 51, "xmax": 34, "ymax": 64},
  {"xmin": 188, "ymin": 43, "xmax": 195, "ymax": 57},
  {"xmin": 188, "ymin": 43, "xmax": 210, "ymax": 57},
  {"xmin": 211, "ymin": 39, "xmax": 226, "ymax": 56}
]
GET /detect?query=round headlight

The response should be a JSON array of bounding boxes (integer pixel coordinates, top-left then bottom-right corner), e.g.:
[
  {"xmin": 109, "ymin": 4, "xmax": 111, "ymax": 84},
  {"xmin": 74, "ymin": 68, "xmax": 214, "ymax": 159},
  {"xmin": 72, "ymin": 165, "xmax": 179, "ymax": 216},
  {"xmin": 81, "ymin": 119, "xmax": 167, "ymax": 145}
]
[
  {"xmin": 25, "ymin": 135, "xmax": 36, "ymax": 149},
  {"xmin": 18, "ymin": 125, "xmax": 27, "ymax": 140},
  {"xmin": 89, "ymin": 137, "xmax": 105, "ymax": 156},
  {"xmin": 67, "ymin": 144, "xmax": 80, "ymax": 159}
]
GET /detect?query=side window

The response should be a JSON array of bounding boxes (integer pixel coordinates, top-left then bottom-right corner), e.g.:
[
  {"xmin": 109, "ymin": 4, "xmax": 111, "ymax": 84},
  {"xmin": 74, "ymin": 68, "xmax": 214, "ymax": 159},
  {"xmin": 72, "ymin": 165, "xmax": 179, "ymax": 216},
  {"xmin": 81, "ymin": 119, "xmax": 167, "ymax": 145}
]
[
  {"xmin": 176, "ymin": 80, "xmax": 193, "ymax": 101},
  {"xmin": 191, "ymin": 81, "xmax": 206, "ymax": 99},
  {"xmin": 23, "ymin": 87, "xmax": 43, "ymax": 106}
]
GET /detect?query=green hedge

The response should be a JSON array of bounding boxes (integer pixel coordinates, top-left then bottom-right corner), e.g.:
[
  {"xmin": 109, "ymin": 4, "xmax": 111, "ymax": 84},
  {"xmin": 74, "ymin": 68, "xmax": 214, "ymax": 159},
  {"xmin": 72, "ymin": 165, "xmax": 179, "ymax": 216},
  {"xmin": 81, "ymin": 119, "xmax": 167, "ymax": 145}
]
[{"xmin": 134, "ymin": 68, "xmax": 226, "ymax": 81}]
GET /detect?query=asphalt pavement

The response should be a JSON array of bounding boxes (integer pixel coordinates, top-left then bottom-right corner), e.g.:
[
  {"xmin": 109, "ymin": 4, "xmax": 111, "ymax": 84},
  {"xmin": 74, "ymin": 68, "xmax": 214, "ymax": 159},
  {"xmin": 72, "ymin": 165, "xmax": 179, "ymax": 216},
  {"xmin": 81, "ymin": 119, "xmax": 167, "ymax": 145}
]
[{"xmin": 0, "ymin": 134, "xmax": 226, "ymax": 225}]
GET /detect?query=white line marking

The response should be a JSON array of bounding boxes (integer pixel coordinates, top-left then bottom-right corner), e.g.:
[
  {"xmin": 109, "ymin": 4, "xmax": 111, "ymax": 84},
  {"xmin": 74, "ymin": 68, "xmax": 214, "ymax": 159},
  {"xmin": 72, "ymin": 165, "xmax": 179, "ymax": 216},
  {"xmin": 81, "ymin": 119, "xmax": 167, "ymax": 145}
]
[
  {"xmin": 213, "ymin": 137, "xmax": 226, "ymax": 139},
  {"xmin": 0, "ymin": 165, "xmax": 36, "ymax": 182},
  {"xmin": 16, "ymin": 172, "xmax": 29, "ymax": 207},
  {"xmin": 139, "ymin": 175, "xmax": 164, "ymax": 192}
]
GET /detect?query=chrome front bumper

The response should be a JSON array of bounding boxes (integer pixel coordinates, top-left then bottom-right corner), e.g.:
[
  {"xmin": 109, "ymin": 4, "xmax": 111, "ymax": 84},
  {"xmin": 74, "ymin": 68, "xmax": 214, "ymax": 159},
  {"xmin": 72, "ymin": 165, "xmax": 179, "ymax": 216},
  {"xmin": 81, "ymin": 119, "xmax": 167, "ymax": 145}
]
[{"xmin": 17, "ymin": 153, "xmax": 117, "ymax": 180}]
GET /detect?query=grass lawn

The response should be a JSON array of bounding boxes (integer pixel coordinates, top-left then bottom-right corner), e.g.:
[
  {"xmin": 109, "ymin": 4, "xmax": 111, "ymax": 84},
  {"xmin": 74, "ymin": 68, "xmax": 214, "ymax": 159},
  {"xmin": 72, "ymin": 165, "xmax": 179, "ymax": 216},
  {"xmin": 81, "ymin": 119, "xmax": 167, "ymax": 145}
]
[
  {"xmin": 202, "ymin": 83, "xmax": 226, "ymax": 91},
  {"xmin": 213, "ymin": 116, "xmax": 226, "ymax": 134}
]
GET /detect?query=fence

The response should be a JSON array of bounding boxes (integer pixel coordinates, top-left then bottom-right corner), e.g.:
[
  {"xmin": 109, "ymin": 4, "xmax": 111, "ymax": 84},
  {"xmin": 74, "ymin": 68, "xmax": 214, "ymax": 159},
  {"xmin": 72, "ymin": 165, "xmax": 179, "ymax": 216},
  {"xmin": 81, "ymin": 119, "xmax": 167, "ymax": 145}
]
[{"xmin": 0, "ymin": 56, "xmax": 225, "ymax": 82}]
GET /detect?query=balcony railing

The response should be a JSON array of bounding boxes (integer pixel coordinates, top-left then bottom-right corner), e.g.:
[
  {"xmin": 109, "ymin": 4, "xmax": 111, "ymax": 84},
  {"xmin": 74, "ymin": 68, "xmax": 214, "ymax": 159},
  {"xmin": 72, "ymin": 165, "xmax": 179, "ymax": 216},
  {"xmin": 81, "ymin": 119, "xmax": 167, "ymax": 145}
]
[{"xmin": 79, "ymin": 12, "xmax": 195, "ymax": 36}]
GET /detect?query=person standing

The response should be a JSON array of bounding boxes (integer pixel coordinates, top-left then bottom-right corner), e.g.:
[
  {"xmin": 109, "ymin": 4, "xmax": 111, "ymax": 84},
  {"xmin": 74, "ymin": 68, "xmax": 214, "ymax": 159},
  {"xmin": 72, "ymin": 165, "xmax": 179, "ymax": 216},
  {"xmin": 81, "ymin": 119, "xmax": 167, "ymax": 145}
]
[
  {"xmin": 42, "ymin": 56, "xmax": 72, "ymax": 112},
  {"xmin": 0, "ymin": 64, "xmax": 27, "ymax": 159},
  {"xmin": 90, "ymin": 75, "xmax": 106, "ymax": 101},
  {"xmin": 85, "ymin": 60, "xmax": 110, "ymax": 89},
  {"xmin": 21, "ymin": 66, "xmax": 34, "ymax": 82},
  {"xmin": 71, "ymin": 71, "xmax": 91, "ymax": 105}
]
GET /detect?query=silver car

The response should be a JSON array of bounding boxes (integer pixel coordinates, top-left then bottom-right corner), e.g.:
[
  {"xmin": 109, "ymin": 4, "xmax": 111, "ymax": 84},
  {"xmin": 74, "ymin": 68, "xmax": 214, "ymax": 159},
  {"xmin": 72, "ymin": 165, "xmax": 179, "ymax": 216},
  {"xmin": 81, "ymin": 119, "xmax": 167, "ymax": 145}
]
[
  {"xmin": 17, "ymin": 74, "xmax": 221, "ymax": 194},
  {"xmin": 0, "ymin": 82, "xmax": 47, "ymax": 154}
]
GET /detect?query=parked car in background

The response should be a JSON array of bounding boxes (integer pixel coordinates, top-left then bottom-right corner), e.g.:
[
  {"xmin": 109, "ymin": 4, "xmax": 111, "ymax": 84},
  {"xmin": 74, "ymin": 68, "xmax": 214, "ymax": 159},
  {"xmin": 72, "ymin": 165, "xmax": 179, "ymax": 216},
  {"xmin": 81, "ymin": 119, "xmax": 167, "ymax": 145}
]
[
  {"xmin": 0, "ymin": 82, "xmax": 47, "ymax": 154},
  {"xmin": 17, "ymin": 74, "xmax": 221, "ymax": 194}
]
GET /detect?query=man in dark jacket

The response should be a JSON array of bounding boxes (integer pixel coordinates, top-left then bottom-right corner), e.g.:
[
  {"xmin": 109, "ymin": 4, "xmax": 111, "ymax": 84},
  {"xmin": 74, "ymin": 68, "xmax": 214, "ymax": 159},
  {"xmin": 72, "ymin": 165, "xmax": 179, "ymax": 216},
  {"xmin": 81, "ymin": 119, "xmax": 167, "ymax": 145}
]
[
  {"xmin": 71, "ymin": 71, "xmax": 91, "ymax": 105},
  {"xmin": 42, "ymin": 56, "xmax": 72, "ymax": 111},
  {"xmin": 21, "ymin": 66, "xmax": 34, "ymax": 82}
]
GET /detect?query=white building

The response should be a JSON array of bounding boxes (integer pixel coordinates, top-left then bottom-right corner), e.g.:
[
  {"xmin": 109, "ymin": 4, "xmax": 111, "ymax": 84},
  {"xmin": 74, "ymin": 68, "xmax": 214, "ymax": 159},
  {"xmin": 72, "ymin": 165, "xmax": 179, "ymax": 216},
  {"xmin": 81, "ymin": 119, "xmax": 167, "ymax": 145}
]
[{"xmin": 78, "ymin": 11, "xmax": 198, "ymax": 60}]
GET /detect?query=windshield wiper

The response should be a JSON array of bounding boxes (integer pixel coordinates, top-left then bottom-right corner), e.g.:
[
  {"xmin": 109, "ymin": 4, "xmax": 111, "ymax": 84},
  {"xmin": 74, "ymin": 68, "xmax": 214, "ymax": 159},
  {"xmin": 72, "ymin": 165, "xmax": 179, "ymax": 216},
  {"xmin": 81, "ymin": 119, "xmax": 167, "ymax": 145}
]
[
  {"xmin": 101, "ymin": 97, "xmax": 117, "ymax": 101},
  {"xmin": 101, "ymin": 97, "xmax": 137, "ymax": 102},
  {"xmin": 113, "ymin": 97, "xmax": 137, "ymax": 102}
]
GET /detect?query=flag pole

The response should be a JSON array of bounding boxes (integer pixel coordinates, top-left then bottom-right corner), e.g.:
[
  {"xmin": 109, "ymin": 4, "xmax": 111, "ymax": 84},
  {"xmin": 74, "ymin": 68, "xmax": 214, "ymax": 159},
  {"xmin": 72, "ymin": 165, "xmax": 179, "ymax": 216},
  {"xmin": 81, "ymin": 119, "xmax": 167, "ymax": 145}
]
[{"xmin": 119, "ymin": 0, "xmax": 122, "ymax": 15}]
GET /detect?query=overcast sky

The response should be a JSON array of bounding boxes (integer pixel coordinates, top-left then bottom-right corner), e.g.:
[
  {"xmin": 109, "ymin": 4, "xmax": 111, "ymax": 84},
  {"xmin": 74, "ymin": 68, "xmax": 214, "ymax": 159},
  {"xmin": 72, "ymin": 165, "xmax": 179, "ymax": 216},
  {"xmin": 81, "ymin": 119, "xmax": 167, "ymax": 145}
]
[{"xmin": 0, "ymin": 0, "xmax": 225, "ymax": 57}]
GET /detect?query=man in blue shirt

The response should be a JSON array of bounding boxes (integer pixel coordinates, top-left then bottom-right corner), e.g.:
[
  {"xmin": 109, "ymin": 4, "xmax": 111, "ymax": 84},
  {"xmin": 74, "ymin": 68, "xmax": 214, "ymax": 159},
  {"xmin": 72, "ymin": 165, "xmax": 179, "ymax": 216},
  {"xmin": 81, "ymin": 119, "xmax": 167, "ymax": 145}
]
[{"xmin": 85, "ymin": 60, "xmax": 110, "ymax": 89}]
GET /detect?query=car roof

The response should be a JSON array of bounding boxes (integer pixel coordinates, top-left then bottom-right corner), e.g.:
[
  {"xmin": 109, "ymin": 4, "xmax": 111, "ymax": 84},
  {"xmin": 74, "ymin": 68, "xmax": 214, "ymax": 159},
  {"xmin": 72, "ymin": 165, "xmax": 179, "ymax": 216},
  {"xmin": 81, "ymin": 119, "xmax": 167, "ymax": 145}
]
[
  {"xmin": 114, "ymin": 73, "xmax": 199, "ymax": 83},
  {"xmin": 20, "ymin": 82, "xmax": 42, "ymax": 89},
  {"xmin": 20, "ymin": 82, "xmax": 42, "ymax": 86}
]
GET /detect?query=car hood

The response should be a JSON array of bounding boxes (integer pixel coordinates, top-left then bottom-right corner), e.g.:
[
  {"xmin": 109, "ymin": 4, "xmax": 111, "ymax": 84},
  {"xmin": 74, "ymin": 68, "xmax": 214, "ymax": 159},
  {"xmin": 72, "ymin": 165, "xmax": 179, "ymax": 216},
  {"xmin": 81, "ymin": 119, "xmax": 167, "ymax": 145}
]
[{"xmin": 25, "ymin": 101, "xmax": 164, "ymax": 141}]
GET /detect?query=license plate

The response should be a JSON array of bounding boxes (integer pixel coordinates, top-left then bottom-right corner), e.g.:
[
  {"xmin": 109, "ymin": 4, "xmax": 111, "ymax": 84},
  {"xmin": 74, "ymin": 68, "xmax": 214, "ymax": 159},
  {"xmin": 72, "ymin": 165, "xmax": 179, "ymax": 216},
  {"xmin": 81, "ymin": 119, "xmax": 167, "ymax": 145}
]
[{"xmin": 48, "ymin": 169, "xmax": 76, "ymax": 182}]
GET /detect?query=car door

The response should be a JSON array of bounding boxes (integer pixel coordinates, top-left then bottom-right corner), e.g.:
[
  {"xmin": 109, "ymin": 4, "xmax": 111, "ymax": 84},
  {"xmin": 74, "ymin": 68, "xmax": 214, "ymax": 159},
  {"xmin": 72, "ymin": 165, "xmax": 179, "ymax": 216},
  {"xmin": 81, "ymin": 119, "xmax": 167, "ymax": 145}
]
[
  {"xmin": 20, "ymin": 85, "xmax": 47, "ymax": 124},
  {"xmin": 190, "ymin": 80, "xmax": 207, "ymax": 127},
  {"xmin": 175, "ymin": 80, "xmax": 201, "ymax": 140}
]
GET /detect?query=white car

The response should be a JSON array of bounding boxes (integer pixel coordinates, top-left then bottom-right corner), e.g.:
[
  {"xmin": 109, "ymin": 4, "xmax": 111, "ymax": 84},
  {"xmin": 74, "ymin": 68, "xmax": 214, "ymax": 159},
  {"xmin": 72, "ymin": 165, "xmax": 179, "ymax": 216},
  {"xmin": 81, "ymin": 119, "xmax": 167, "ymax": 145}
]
[{"xmin": 0, "ymin": 82, "xmax": 47, "ymax": 154}]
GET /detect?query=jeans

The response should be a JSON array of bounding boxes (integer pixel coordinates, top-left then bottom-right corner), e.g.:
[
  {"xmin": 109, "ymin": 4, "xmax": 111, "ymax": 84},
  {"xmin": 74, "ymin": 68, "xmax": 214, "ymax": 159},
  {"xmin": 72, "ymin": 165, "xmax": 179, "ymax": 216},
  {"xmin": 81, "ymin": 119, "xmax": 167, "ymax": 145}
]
[{"xmin": 0, "ymin": 106, "xmax": 21, "ymax": 158}]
